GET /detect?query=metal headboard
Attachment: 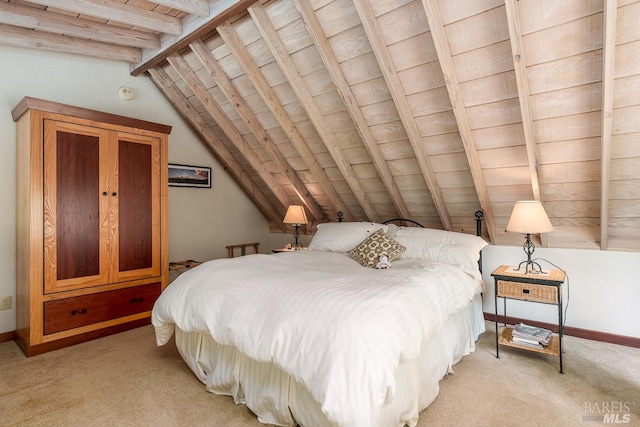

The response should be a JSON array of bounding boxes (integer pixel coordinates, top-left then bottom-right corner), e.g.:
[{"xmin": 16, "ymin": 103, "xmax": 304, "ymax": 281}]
[
  {"xmin": 336, "ymin": 210, "xmax": 485, "ymax": 272},
  {"xmin": 381, "ymin": 218, "xmax": 425, "ymax": 227}
]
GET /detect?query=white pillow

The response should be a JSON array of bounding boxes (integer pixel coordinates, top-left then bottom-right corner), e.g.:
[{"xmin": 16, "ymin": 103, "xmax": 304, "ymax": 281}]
[
  {"xmin": 393, "ymin": 227, "xmax": 488, "ymax": 277},
  {"xmin": 308, "ymin": 222, "xmax": 389, "ymax": 253}
]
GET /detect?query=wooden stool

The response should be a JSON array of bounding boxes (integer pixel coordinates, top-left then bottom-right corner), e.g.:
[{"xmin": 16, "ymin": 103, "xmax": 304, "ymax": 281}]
[{"xmin": 226, "ymin": 242, "xmax": 260, "ymax": 258}]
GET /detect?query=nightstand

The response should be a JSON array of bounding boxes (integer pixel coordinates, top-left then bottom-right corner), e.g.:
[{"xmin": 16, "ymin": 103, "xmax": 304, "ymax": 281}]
[{"xmin": 491, "ymin": 265, "xmax": 566, "ymax": 373}]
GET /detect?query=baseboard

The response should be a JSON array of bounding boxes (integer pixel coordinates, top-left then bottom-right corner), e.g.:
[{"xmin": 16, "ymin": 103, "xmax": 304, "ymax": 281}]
[
  {"xmin": 484, "ymin": 312, "xmax": 640, "ymax": 349},
  {"xmin": 4, "ymin": 316, "xmax": 639, "ymax": 349},
  {"xmin": 0, "ymin": 330, "xmax": 15, "ymax": 343}
]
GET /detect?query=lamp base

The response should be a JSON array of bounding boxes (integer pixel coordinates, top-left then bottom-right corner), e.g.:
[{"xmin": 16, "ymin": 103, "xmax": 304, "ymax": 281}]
[
  {"xmin": 513, "ymin": 233, "xmax": 543, "ymax": 274},
  {"xmin": 293, "ymin": 224, "xmax": 301, "ymax": 248},
  {"xmin": 514, "ymin": 259, "xmax": 544, "ymax": 275}
]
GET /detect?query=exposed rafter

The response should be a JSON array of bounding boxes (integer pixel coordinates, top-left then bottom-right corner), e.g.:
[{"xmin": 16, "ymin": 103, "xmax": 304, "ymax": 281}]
[
  {"xmin": 0, "ymin": 2, "xmax": 160, "ymax": 49},
  {"xmin": 600, "ymin": 0, "xmax": 618, "ymax": 250},
  {"xmin": 152, "ymin": 0, "xmax": 210, "ymax": 17},
  {"xmin": 166, "ymin": 53, "xmax": 297, "ymax": 213},
  {"xmin": 24, "ymin": 0, "xmax": 182, "ymax": 34},
  {"xmin": 0, "ymin": 22, "xmax": 141, "ymax": 63},
  {"xmin": 249, "ymin": 3, "xmax": 381, "ymax": 222},
  {"xmin": 132, "ymin": 0, "xmax": 256, "ymax": 76},
  {"xmin": 504, "ymin": 0, "xmax": 546, "ymax": 247},
  {"xmin": 147, "ymin": 66, "xmax": 286, "ymax": 231},
  {"xmin": 217, "ymin": 22, "xmax": 356, "ymax": 221},
  {"xmin": 189, "ymin": 38, "xmax": 325, "ymax": 223},
  {"xmin": 293, "ymin": 0, "xmax": 411, "ymax": 220},
  {"xmin": 421, "ymin": 0, "xmax": 496, "ymax": 243},
  {"xmin": 352, "ymin": 0, "xmax": 452, "ymax": 230}
]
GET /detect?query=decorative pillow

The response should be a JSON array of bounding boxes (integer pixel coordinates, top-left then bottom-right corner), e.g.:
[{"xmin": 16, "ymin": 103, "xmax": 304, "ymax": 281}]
[
  {"xmin": 307, "ymin": 222, "xmax": 389, "ymax": 253},
  {"xmin": 348, "ymin": 229, "xmax": 406, "ymax": 268},
  {"xmin": 393, "ymin": 227, "xmax": 488, "ymax": 278}
]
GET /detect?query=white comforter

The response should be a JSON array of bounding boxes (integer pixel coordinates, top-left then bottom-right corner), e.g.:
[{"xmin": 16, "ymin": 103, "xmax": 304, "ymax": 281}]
[{"xmin": 152, "ymin": 251, "xmax": 482, "ymax": 427}]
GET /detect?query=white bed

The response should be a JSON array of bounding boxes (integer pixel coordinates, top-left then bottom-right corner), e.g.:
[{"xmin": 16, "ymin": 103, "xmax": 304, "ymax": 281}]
[{"xmin": 153, "ymin": 222, "xmax": 488, "ymax": 427}]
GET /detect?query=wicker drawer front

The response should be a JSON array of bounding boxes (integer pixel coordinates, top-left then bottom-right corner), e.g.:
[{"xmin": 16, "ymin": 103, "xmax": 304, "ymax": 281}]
[
  {"xmin": 497, "ymin": 280, "xmax": 558, "ymax": 303},
  {"xmin": 43, "ymin": 283, "xmax": 161, "ymax": 335}
]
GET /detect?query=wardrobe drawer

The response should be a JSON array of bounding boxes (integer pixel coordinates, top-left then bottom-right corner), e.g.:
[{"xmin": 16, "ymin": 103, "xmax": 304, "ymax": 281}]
[{"xmin": 43, "ymin": 283, "xmax": 161, "ymax": 335}]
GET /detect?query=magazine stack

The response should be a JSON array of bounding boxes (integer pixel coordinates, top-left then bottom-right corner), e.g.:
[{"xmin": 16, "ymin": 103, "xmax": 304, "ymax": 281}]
[{"xmin": 511, "ymin": 322, "xmax": 552, "ymax": 349}]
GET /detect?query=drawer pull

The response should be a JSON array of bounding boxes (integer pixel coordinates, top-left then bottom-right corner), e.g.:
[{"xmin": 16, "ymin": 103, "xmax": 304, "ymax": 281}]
[
  {"xmin": 71, "ymin": 309, "xmax": 87, "ymax": 315},
  {"xmin": 522, "ymin": 289, "xmax": 530, "ymax": 294},
  {"xmin": 130, "ymin": 297, "xmax": 144, "ymax": 303}
]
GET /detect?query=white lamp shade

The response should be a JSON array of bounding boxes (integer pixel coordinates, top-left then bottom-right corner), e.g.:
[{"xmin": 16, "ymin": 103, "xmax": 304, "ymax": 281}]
[
  {"xmin": 283, "ymin": 205, "xmax": 308, "ymax": 225},
  {"xmin": 506, "ymin": 201, "xmax": 553, "ymax": 234}
]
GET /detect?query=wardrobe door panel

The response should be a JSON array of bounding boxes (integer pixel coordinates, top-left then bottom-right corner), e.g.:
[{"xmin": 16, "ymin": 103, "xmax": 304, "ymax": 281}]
[
  {"xmin": 113, "ymin": 133, "xmax": 161, "ymax": 281},
  {"xmin": 43, "ymin": 120, "xmax": 110, "ymax": 293}
]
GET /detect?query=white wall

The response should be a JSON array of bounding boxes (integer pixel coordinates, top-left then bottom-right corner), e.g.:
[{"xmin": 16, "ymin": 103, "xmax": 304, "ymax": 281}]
[
  {"xmin": 481, "ymin": 244, "xmax": 640, "ymax": 339},
  {"xmin": 0, "ymin": 45, "xmax": 270, "ymax": 334}
]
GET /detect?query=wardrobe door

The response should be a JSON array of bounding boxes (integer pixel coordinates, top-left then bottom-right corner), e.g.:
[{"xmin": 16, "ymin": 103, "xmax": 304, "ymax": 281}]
[
  {"xmin": 43, "ymin": 120, "xmax": 110, "ymax": 293},
  {"xmin": 111, "ymin": 131, "xmax": 161, "ymax": 282}
]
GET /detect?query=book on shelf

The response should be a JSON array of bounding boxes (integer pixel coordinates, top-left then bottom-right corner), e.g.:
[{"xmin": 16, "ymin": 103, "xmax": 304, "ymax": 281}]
[
  {"xmin": 511, "ymin": 323, "xmax": 552, "ymax": 347},
  {"xmin": 511, "ymin": 336, "xmax": 544, "ymax": 348}
]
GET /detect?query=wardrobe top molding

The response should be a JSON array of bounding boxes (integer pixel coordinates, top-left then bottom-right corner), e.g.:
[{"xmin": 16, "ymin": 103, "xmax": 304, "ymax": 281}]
[{"xmin": 11, "ymin": 96, "xmax": 172, "ymax": 135}]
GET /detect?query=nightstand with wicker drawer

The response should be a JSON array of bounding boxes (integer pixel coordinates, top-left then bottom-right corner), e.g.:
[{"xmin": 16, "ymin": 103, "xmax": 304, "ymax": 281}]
[{"xmin": 491, "ymin": 265, "xmax": 566, "ymax": 373}]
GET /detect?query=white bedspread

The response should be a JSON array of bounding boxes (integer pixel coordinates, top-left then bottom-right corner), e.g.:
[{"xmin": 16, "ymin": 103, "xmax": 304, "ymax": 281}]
[{"xmin": 152, "ymin": 251, "xmax": 482, "ymax": 427}]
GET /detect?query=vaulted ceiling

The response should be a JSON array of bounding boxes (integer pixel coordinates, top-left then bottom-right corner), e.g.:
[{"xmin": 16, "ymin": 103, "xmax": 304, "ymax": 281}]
[{"xmin": 2, "ymin": 0, "xmax": 639, "ymax": 251}]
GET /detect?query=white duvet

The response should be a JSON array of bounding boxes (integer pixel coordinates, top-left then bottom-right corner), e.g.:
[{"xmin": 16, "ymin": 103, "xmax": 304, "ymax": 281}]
[{"xmin": 152, "ymin": 251, "xmax": 482, "ymax": 427}]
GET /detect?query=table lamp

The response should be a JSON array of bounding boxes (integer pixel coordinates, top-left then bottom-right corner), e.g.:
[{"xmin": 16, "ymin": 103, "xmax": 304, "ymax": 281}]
[
  {"xmin": 283, "ymin": 205, "xmax": 308, "ymax": 248},
  {"xmin": 506, "ymin": 201, "xmax": 553, "ymax": 274}
]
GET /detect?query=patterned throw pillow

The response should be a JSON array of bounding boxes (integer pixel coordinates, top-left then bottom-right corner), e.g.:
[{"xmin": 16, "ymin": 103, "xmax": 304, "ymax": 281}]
[{"xmin": 348, "ymin": 228, "xmax": 406, "ymax": 268}]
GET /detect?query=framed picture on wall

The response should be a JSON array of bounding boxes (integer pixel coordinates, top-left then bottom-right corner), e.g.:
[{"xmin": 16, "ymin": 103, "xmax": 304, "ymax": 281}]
[{"xmin": 168, "ymin": 163, "xmax": 212, "ymax": 188}]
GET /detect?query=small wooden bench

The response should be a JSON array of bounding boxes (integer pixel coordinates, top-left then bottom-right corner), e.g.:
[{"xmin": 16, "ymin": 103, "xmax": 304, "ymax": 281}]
[
  {"xmin": 225, "ymin": 242, "xmax": 260, "ymax": 258},
  {"xmin": 169, "ymin": 259, "xmax": 203, "ymax": 271}
]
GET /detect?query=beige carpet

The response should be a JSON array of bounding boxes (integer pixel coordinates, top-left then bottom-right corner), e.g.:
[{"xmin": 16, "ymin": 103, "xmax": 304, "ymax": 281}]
[{"xmin": 1, "ymin": 323, "xmax": 638, "ymax": 427}]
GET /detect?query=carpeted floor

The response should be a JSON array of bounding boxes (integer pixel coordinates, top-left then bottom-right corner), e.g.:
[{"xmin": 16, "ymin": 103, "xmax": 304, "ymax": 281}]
[{"xmin": 1, "ymin": 322, "xmax": 638, "ymax": 426}]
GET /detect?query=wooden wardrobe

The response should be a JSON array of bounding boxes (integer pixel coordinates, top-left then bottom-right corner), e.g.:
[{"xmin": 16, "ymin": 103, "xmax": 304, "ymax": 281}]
[{"xmin": 13, "ymin": 97, "xmax": 171, "ymax": 356}]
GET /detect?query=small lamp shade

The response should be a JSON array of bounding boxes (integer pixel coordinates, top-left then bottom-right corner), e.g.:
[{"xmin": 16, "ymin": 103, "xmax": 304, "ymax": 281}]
[
  {"xmin": 283, "ymin": 205, "xmax": 308, "ymax": 225},
  {"xmin": 506, "ymin": 201, "xmax": 553, "ymax": 274},
  {"xmin": 506, "ymin": 201, "xmax": 553, "ymax": 234},
  {"xmin": 283, "ymin": 205, "xmax": 307, "ymax": 248}
]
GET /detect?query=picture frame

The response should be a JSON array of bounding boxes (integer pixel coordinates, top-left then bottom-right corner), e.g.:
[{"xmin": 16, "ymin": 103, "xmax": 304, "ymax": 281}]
[{"xmin": 168, "ymin": 163, "xmax": 212, "ymax": 188}]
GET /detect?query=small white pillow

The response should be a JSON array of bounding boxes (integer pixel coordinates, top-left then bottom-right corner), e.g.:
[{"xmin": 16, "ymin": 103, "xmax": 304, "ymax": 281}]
[
  {"xmin": 308, "ymin": 222, "xmax": 389, "ymax": 253},
  {"xmin": 393, "ymin": 227, "xmax": 488, "ymax": 277}
]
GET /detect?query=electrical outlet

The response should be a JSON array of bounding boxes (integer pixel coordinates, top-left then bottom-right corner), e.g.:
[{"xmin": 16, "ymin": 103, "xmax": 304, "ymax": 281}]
[{"xmin": 0, "ymin": 296, "xmax": 12, "ymax": 310}]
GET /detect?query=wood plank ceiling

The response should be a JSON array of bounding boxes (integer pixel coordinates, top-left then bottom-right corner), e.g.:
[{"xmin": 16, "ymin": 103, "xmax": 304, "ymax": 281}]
[{"xmin": 2, "ymin": 0, "xmax": 639, "ymax": 251}]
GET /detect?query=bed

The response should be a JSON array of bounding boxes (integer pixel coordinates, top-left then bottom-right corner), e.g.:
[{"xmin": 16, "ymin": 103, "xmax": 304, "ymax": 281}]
[{"xmin": 152, "ymin": 216, "xmax": 488, "ymax": 427}]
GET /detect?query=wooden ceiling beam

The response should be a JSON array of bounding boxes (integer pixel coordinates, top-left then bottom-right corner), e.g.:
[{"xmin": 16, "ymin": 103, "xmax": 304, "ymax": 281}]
[
  {"xmin": 504, "ymin": 0, "xmax": 547, "ymax": 247},
  {"xmin": 0, "ymin": 2, "xmax": 159, "ymax": 49},
  {"xmin": 352, "ymin": 0, "xmax": 451, "ymax": 230},
  {"xmin": 420, "ymin": 0, "xmax": 496, "ymax": 242},
  {"xmin": 24, "ymin": 0, "xmax": 182, "ymax": 34},
  {"xmin": 249, "ymin": 4, "xmax": 381, "ymax": 222},
  {"xmin": 147, "ymin": 66, "xmax": 286, "ymax": 230},
  {"xmin": 131, "ymin": 0, "xmax": 255, "ymax": 76},
  {"xmin": 600, "ymin": 0, "xmax": 618, "ymax": 250},
  {"xmin": 151, "ymin": 0, "xmax": 209, "ymax": 17},
  {"xmin": 217, "ymin": 22, "xmax": 356, "ymax": 222},
  {"xmin": 166, "ymin": 53, "xmax": 297, "ymax": 212},
  {"xmin": 0, "ymin": 22, "xmax": 141, "ymax": 63},
  {"xmin": 189, "ymin": 38, "xmax": 325, "ymax": 223},
  {"xmin": 293, "ymin": 0, "xmax": 411, "ymax": 220}
]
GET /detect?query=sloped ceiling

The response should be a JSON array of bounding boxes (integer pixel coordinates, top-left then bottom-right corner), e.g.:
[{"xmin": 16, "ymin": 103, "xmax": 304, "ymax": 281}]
[{"xmin": 2, "ymin": 0, "xmax": 639, "ymax": 251}]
